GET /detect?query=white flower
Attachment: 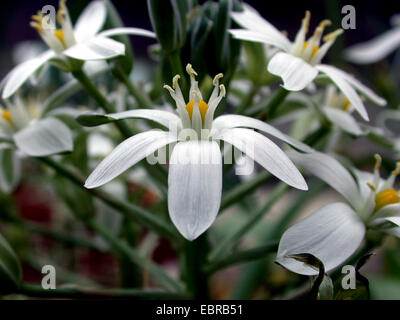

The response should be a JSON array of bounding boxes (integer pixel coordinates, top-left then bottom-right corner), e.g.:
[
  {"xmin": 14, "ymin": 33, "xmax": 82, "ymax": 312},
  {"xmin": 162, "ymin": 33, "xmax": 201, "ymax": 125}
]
[
  {"xmin": 277, "ymin": 151, "xmax": 400, "ymax": 275},
  {"xmin": 83, "ymin": 64, "xmax": 309, "ymax": 240},
  {"xmin": 345, "ymin": 14, "xmax": 400, "ymax": 64},
  {"xmin": 0, "ymin": 95, "xmax": 73, "ymax": 157},
  {"xmin": 0, "ymin": 96, "xmax": 73, "ymax": 193},
  {"xmin": 1, "ymin": 0, "xmax": 155, "ymax": 99},
  {"xmin": 229, "ymin": 4, "xmax": 386, "ymax": 121}
]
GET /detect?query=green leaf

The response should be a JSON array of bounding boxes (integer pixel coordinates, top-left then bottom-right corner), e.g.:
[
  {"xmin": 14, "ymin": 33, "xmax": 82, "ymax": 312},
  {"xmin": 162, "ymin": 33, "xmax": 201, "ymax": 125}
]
[
  {"xmin": 243, "ymin": 42, "xmax": 267, "ymax": 84},
  {"xmin": 0, "ymin": 148, "xmax": 21, "ymax": 194},
  {"xmin": 76, "ymin": 113, "xmax": 115, "ymax": 127},
  {"xmin": 0, "ymin": 231, "xmax": 22, "ymax": 293},
  {"xmin": 148, "ymin": 0, "xmax": 188, "ymax": 53}
]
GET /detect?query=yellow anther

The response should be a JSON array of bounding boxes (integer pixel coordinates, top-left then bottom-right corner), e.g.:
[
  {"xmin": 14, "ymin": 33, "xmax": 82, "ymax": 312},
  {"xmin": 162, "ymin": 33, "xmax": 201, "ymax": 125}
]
[
  {"xmin": 172, "ymin": 75, "xmax": 181, "ymax": 89},
  {"xmin": 392, "ymin": 162, "xmax": 400, "ymax": 176},
  {"xmin": 198, "ymin": 100, "xmax": 208, "ymax": 121},
  {"xmin": 374, "ymin": 154, "xmax": 382, "ymax": 171},
  {"xmin": 303, "ymin": 41, "xmax": 319, "ymax": 56},
  {"xmin": 213, "ymin": 73, "xmax": 223, "ymax": 86},
  {"xmin": 163, "ymin": 84, "xmax": 175, "ymax": 95},
  {"xmin": 323, "ymin": 29, "xmax": 344, "ymax": 42},
  {"xmin": 54, "ymin": 29, "xmax": 65, "ymax": 44},
  {"xmin": 32, "ymin": 14, "xmax": 43, "ymax": 23},
  {"xmin": 30, "ymin": 22, "xmax": 44, "ymax": 34},
  {"xmin": 1, "ymin": 110, "xmax": 12, "ymax": 122},
  {"xmin": 186, "ymin": 100, "xmax": 209, "ymax": 123},
  {"xmin": 186, "ymin": 64, "xmax": 198, "ymax": 78},
  {"xmin": 341, "ymin": 99, "xmax": 351, "ymax": 111},
  {"xmin": 375, "ymin": 189, "xmax": 400, "ymax": 211}
]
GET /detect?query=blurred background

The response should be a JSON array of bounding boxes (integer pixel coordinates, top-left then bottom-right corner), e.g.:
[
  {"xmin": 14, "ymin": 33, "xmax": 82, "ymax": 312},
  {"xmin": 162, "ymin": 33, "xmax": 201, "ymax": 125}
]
[{"xmin": 0, "ymin": 0, "xmax": 400, "ymax": 300}]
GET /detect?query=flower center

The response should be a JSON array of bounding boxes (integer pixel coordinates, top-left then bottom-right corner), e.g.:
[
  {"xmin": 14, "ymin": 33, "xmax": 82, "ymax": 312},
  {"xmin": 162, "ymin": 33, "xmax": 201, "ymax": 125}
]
[
  {"xmin": 303, "ymin": 41, "xmax": 319, "ymax": 57},
  {"xmin": 186, "ymin": 100, "xmax": 208, "ymax": 123},
  {"xmin": 341, "ymin": 99, "xmax": 351, "ymax": 111},
  {"xmin": 30, "ymin": 0, "xmax": 75, "ymax": 51},
  {"xmin": 1, "ymin": 110, "xmax": 12, "ymax": 123},
  {"xmin": 375, "ymin": 189, "xmax": 400, "ymax": 211},
  {"xmin": 54, "ymin": 29, "xmax": 65, "ymax": 45}
]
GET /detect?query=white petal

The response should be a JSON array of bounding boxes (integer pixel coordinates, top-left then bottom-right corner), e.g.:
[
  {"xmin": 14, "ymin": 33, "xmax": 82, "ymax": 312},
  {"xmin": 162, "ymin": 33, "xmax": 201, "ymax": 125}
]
[
  {"xmin": 80, "ymin": 109, "xmax": 182, "ymax": 130},
  {"xmin": 323, "ymin": 108, "xmax": 364, "ymax": 136},
  {"xmin": 216, "ymin": 128, "xmax": 307, "ymax": 190},
  {"xmin": 74, "ymin": 0, "xmax": 107, "ymax": 42},
  {"xmin": 277, "ymin": 202, "xmax": 365, "ymax": 275},
  {"xmin": 231, "ymin": 4, "xmax": 291, "ymax": 51},
  {"xmin": 287, "ymin": 150, "xmax": 362, "ymax": 210},
  {"xmin": 98, "ymin": 27, "xmax": 156, "ymax": 39},
  {"xmin": 374, "ymin": 203, "xmax": 400, "ymax": 219},
  {"xmin": 318, "ymin": 64, "xmax": 386, "ymax": 106},
  {"xmin": 268, "ymin": 52, "xmax": 318, "ymax": 91},
  {"xmin": 351, "ymin": 168, "xmax": 375, "ymax": 202},
  {"xmin": 63, "ymin": 36, "xmax": 125, "ymax": 61},
  {"xmin": 212, "ymin": 114, "xmax": 313, "ymax": 152},
  {"xmin": 85, "ymin": 130, "xmax": 177, "ymax": 189},
  {"xmin": 14, "ymin": 118, "xmax": 73, "ymax": 157},
  {"xmin": 345, "ymin": 27, "xmax": 400, "ymax": 64},
  {"xmin": 316, "ymin": 65, "xmax": 369, "ymax": 120},
  {"xmin": 370, "ymin": 216, "xmax": 400, "ymax": 229},
  {"xmin": 229, "ymin": 29, "xmax": 289, "ymax": 51},
  {"xmin": 2, "ymin": 50, "xmax": 56, "ymax": 99},
  {"xmin": 168, "ymin": 141, "xmax": 222, "ymax": 240}
]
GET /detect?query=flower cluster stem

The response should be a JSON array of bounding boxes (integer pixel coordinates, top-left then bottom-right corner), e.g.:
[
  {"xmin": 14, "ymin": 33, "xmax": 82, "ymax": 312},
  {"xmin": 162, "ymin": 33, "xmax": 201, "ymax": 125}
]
[
  {"xmin": 18, "ymin": 282, "xmax": 187, "ymax": 299},
  {"xmin": 235, "ymin": 83, "xmax": 261, "ymax": 115},
  {"xmin": 205, "ymin": 241, "xmax": 279, "ymax": 274},
  {"xmin": 210, "ymin": 183, "xmax": 287, "ymax": 261},
  {"xmin": 87, "ymin": 218, "xmax": 184, "ymax": 292},
  {"xmin": 71, "ymin": 69, "xmax": 133, "ymax": 138},
  {"xmin": 182, "ymin": 235, "xmax": 209, "ymax": 299},
  {"xmin": 258, "ymin": 87, "xmax": 290, "ymax": 120},
  {"xmin": 113, "ymin": 67, "xmax": 153, "ymax": 108},
  {"xmin": 38, "ymin": 157, "xmax": 179, "ymax": 241}
]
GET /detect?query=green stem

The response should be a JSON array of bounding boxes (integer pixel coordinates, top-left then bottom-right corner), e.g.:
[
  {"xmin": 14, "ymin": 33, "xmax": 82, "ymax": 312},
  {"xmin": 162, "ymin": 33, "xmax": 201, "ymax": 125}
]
[
  {"xmin": 210, "ymin": 183, "xmax": 287, "ymax": 261},
  {"xmin": 113, "ymin": 67, "xmax": 153, "ymax": 108},
  {"xmin": 205, "ymin": 241, "xmax": 279, "ymax": 274},
  {"xmin": 18, "ymin": 282, "xmax": 187, "ymax": 299},
  {"xmin": 38, "ymin": 157, "xmax": 179, "ymax": 242},
  {"xmin": 258, "ymin": 87, "xmax": 290, "ymax": 120},
  {"xmin": 71, "ymin": 69, "xmax": 133, "ymax": 138},
  {"xmin": 15, "ymin": 220, "xmax": 104, "ymax": 252},
  {"xmin": 87, "ymin": 218, "xmax": 184, "ymax": 293},
  {"xmin": 168, "ymin": 50, "xmax": 184, "ymax": 79},
  {"xmin": 235, "ymin": 83, "xmax": 261, "ymax": 115},
  {"xmin": 182, "ymin": 235, "xmax": 209, "ymax": 299},
  {"xmin": 303, "ymin": 125, "xmax": 331, "ymax": 147},
  {"xmin": 220, "ymin": 171, "xmax": 271, "ymax": 212},
  {"xmin": 42, "ymin": 67, "xmax": 112, "ymax": 117},
  {"xmin": 231, "ymin": 181, "xmax": 325, "ymax": 299}
]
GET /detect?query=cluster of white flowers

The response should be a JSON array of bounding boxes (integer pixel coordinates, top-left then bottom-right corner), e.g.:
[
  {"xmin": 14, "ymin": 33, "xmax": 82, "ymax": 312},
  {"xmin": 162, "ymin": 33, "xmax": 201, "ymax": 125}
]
[{"xmin": 1, "ymin": 0, "xmax": 399, "ymax": 290}]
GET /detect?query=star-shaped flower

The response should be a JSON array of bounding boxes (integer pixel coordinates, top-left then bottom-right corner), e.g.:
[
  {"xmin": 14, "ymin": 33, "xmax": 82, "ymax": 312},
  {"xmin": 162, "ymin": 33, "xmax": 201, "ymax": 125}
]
[
  {"xmin": 80, "ymin": 64, "xmax": 310, "ymax": 240},
  {"xmin": 1, "ymin": 0, "xmax": 155, "ymax": 99},
  {"xmin": 229, "ymin": 4, "xmax": 386, "ymax": 121}
]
